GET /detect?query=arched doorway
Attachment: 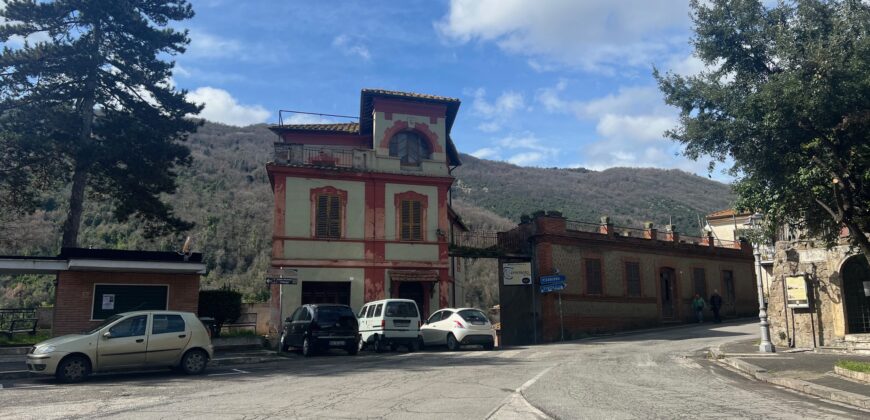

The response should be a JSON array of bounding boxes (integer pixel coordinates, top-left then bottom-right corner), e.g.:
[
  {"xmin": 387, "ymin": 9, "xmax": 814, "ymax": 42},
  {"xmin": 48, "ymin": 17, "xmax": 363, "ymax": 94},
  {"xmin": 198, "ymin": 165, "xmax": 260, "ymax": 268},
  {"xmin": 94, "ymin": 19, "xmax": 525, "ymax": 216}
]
[
  {"xmin": 397, "ymin": 282, "xmax": 426, "ymax": 318},
  {"xmin": 659, "ymin": 267, "xmax": 677, "ymax": 320},
  {"xmin": 841, "ymin": 256, "xmax": 870, "ymax": 334}
]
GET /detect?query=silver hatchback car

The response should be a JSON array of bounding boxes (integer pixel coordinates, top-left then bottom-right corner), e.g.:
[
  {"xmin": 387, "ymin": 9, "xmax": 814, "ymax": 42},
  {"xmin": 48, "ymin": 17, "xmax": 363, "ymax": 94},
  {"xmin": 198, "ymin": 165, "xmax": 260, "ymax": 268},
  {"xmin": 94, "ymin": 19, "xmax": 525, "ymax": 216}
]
[{"xmin": 26, "ymin": 310, "xmax": 214, "ymax": 383}]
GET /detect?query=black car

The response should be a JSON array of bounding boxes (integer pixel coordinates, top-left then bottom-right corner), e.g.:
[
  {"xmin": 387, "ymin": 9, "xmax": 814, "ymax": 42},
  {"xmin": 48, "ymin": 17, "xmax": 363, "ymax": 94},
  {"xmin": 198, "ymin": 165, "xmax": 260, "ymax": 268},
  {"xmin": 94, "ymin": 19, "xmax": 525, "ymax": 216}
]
[{"xmin": 279, "ymin": 304, "xmax": 359, "ymax": 356}]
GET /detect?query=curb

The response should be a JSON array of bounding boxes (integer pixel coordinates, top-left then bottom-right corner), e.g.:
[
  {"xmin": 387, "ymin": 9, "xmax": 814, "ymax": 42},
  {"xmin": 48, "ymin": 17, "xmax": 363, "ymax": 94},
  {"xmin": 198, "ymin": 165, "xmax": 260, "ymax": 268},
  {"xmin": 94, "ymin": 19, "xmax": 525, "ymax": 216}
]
[
  {"xmin": 834, "ymin": 365, "xmax": 870, "ymax": 384},
  {"xmin": 716, "ymin": 356, "xmax": 870, "ymax": 410},
  {"xmin": 0, "ymin": 370, "xmax": 34, "ymax": 381},
  {"xmin": 209, "ymin": 355, "xmax": 284, "ymax": 367}
]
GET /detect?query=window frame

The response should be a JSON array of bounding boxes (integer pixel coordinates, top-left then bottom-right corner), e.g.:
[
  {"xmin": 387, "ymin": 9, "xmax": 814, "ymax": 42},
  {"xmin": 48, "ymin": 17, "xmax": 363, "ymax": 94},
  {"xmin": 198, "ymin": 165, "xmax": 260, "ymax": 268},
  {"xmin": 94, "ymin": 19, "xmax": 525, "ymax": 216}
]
[
  {"xmin": 389, "ymin": 131, "xmax": 432, "ymax": 167},
  {"xmin": 394, "ymin": 191, "xmax": 429, "ymax": 242},
  {"xmin": 152, "ymin": 314, "xmax": 186, "ymax": 335},
  {"xmin": 309, "ymin": 186, "xmax": 348, "ymax": 240},
  {"xmin": 585, "ymin": 258, "xmax": 603, "ymax": 296},
  {"xmin": 692, "ymin": 267, "xmax": 707, "ymax": 298},
  {"xmin": 108, "ymin": 315, "xmax": 148, "ymax": 339},
  {"xmin": 624, "ymin": 261, "xmax": 642, "ymax": 297}
]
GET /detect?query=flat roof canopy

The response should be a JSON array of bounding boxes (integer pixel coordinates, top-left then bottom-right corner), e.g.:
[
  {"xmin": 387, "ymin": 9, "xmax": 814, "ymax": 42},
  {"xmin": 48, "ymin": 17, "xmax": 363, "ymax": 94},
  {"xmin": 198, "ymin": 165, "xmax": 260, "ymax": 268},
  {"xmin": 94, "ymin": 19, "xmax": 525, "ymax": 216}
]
[{"xmin": 0, "ymin": 248, "xmax": 206, "ymax": 275}]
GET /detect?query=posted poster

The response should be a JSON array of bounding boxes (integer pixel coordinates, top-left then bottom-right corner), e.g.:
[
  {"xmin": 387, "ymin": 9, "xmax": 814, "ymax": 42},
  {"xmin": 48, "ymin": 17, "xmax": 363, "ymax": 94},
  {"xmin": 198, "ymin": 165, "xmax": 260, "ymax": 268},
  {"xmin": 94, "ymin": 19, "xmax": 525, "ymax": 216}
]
[
  {"xmin": 102, "ymin": 294, "xmax": 115, "ymax": 310},
  {"xmin": 785, "ymin": 276, "xmax": 809, "ymax": 308},
  {"xmin": 503, "ymin": 262, "xmax": 532, "ymax": 286}
]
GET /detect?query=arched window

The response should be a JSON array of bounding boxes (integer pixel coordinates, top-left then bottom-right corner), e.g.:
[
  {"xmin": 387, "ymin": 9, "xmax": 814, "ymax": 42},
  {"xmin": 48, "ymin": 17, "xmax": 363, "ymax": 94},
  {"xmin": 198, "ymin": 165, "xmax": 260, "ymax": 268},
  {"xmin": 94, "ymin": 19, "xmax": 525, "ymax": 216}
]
[{"xmin": 389, "ymin": 131, "xmax": 431, "ymax": 166}]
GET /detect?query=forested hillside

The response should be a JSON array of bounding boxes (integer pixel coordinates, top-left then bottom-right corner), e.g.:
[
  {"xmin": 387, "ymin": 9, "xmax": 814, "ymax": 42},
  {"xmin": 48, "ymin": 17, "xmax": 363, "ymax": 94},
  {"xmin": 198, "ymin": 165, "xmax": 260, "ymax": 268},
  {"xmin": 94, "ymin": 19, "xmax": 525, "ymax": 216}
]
[{"xmin": 0, "ymin": 121, "xmax": 734, "ymax": 308}]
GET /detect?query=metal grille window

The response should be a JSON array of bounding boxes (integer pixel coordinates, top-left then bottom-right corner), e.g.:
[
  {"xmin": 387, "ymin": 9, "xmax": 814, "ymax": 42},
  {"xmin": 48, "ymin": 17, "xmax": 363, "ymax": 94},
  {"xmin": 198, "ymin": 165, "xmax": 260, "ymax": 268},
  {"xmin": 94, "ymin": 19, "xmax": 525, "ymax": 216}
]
[
  {"xmin": 586, "ymin": 258, "xmax": 603, "ymax": 295},
  {"xmin": 693, "ymin": 268, "xmax": 707, "ymax": 298},
  {"xmin": 625, "ymin": 262, "xmax": 641, "ymax": 297},
  {"xmin": 389, "ymin": 131, "xmax": 431, "ymax": 166},
  {"xmin": 400, "ymin": 200, "xmax": 423, "ymax": 241},
  {"xmin": 315, "ymin": 194, "xmax": 341, "ymax": 239}
]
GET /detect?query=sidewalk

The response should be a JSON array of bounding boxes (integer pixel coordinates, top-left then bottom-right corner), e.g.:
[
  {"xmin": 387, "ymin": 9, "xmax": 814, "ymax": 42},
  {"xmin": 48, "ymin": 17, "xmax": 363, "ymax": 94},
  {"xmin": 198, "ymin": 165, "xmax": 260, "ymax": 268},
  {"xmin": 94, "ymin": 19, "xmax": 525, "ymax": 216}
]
[
  {"xmin": 0, "ymin": 347, "xmax": 285, "ymax": 381},
  {"xmin": 712, "ymin": 339, "xmax": 870, "ymax": 410}
]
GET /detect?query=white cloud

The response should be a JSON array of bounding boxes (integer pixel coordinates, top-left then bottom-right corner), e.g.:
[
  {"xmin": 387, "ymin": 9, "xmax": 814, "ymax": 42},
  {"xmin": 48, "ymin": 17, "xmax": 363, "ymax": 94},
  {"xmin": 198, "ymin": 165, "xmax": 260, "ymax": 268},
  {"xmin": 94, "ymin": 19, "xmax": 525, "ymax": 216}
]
[
  {"xmin": 507, "ymin": 152, "xmax": 546, "ymax": 166},
  {"xmin": 470, "ymin": 147, "xmax": 499, "ymax": 159},
  {"xmin": 467, "ymin": 88, "xmax": 525, "ymax": 132},
  {"xmin": 187, "ymin": 87, "xmax": 270, "ymax": 126},
  {"xmin": 281, "ymin": 113, "xmax": 336, "ymax": 125},
  {"xmin": 186, "ymin": 30, "xmax": 243, "ymax": 58},
  {"xmin": 471, "ymin": 132, "xmax": 559, "ymax": 166},
  {"xmin": 332, "ymin": 34, "xmax": 371, "ymax": 61},
  {"xmin": 437, "ymin": 0, "xmax": 690, "ymax": 72}
]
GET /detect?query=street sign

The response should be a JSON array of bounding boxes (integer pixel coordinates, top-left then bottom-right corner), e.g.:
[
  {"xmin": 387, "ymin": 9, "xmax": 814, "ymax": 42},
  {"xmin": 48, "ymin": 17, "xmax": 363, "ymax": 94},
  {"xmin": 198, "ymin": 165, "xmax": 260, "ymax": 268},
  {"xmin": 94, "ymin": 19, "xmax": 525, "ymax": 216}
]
[
  {"xmin": 503, "ymin": 262, "xmax": 532, "ymax": 286},
  {"xmin": 266, "ymin": 278, "xmax": 297, "ymax": 285},
  {"xmin": 266, "ymin": 267, "xmax": 298, "ymax": 285},
  {"xmin": 539, "ymin": 274, "xmax": 566, "ymax": 293}
]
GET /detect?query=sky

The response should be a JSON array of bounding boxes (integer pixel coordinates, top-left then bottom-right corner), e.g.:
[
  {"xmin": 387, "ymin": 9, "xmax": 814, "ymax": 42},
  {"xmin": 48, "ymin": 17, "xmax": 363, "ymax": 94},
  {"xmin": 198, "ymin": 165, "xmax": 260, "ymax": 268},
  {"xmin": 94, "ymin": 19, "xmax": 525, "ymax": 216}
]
[{"xmin": 8, "ymin": 0, "xmax": 734, "ymax": 180}]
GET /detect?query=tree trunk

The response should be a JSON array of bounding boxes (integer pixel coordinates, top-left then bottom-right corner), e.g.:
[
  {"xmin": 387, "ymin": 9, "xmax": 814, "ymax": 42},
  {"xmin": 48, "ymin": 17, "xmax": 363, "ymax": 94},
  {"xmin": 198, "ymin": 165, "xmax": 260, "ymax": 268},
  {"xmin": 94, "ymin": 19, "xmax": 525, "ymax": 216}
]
[
  {"xmin": 843, "ymin": 219, "xmax": 870, "ymax": 267},
  {"xmin": 60, "ymin": 165, "xmax": 88, "ymax": 247}
]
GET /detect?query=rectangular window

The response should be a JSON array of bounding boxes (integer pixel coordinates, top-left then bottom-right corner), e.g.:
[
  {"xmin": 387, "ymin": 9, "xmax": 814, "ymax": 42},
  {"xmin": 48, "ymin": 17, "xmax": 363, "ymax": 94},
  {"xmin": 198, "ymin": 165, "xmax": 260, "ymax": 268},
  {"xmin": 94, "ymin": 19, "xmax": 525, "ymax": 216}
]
[
  {"xmin": 92, "ymin": 284, "xmax": 167, "ymax": 320},
  {"xmin": 722, "ymin": 270, "xmax": 735, "ymax": 303},
  {"xmin": 625, "ymin": 262, "xmax": 641, "ymax": 297},
  {"xmin": 400, "ymin": 200, "xmax": 423, "ymax": 241},
  {"xmin": 374, "ymin": 304, "xmax": 383, "ymax": 317},
  {"xmin": 152, "ymin": 314, "xmax": 185, "ymax": 335},
  {"xmin": 315, "ymin": 194, "xmax": 341, "ymax": 239},
  {"xmin": 693, "ymin": 268, "xmax": 707, "ymax": 298},
  {"xmin": 585, "ymin": 258, "xmax": 603, "ymax": 295}
]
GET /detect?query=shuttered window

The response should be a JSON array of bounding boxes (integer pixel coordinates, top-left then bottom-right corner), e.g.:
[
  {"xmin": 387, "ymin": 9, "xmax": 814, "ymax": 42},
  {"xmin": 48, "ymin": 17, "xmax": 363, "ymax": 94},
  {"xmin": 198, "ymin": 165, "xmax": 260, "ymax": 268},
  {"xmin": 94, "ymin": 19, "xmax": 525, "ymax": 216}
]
[
  {"xmin": 625, "ymin": 262, "xmax": 641, "ymax": 297},
  {"xmin": 693, "ymin": 268, "xmax": 707, "ymax": 298},
  {"xmin": 400, "ymin": 200, "xmax": 423, "ymax": 241},
  {"xmin": 585, "ymin": 258, "xmax": 603, "ymax": 295},
  {"xmin": 315, "ymin": 194, "xmax": 341, "ymax": 239},
  {"xmin": 389, "ymin": 132, "xmax": 431, "ymax": 166}
]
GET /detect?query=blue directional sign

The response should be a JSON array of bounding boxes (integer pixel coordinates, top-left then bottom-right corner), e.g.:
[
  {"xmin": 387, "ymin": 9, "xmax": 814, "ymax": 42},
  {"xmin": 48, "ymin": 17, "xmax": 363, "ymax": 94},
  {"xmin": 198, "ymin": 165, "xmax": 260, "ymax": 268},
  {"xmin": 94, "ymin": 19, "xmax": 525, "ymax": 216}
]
[{"xmin": 539, "ymin": 274, "xmax": 566, "ymax": 293}]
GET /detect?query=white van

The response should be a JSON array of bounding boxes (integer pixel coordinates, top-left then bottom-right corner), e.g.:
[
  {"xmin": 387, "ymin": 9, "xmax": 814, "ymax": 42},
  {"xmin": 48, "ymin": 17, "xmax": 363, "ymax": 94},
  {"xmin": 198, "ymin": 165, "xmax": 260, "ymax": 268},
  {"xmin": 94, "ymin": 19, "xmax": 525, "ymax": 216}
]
[{"xmin": 357, "ymin": 299, "xmax": 422, "ymax": 352}]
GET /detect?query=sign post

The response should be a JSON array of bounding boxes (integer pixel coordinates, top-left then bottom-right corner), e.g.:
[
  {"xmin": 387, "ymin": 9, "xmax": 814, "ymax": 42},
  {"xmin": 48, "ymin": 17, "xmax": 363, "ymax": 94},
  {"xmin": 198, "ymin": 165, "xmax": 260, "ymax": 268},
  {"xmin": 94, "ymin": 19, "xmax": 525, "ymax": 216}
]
[{"xmin": 539, "ymin": 274, "xmax": 567, "ymax": 341}]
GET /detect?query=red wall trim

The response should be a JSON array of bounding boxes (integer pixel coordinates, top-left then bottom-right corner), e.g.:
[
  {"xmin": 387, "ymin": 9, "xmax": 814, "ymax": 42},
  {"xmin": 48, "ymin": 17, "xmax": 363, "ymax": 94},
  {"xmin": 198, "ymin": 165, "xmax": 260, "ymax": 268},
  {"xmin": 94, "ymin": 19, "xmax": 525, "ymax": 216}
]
[
  {"xmin": 379, "ymin": 120, "xmax": 444, "ymax": 154},
  {"xmin": 309, "ymin": 186, "xmax": 349, "ymax": 239},
  {"xmin": 271, "ymin": 236, "xmax": 443, "ymax": 246},
  {"xmin": 266, "ymin": 164, "xmax": 455, "ymax": 187},
  {"xmin": 372, "ymin": 97, "xmax": 447, "ymax": 119},
  {"xmin": 271, "ymin": 260, "xmax": 449, "ymax": 269},
  {"xmin": 272, "ymin": 175, "xmax": 286, "ymax": 259}
]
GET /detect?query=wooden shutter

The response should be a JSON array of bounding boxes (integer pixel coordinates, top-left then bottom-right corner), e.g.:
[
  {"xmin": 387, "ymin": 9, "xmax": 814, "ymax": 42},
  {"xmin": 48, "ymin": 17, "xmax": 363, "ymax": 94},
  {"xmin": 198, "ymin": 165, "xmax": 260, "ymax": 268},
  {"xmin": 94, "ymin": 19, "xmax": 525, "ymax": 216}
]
[
  {"xmin": 625, "ymin": 262, "xmax": 641, "ymax": 297},
  {"xmin": 411, "ymin": 200, "xmax": 422, "ymax": 240},
  {"xmin": 315, "ymin": 194, "xmax": 341, "ymax": 239},
  {"xmin": 400, "ymin": 200, "xmax": 422, "ymax": 241},
  {"xmin": 586, "ymin": 259, "xmax": 602, "ymax": 295}
]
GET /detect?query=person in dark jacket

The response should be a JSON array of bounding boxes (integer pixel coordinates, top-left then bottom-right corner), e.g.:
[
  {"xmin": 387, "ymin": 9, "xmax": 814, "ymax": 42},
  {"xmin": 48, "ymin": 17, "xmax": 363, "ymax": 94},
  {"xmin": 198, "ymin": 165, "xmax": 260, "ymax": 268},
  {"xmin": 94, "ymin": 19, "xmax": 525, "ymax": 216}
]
[{"xmin": 709, "ymin": 290, "xmax": 723, "ymax": 323}]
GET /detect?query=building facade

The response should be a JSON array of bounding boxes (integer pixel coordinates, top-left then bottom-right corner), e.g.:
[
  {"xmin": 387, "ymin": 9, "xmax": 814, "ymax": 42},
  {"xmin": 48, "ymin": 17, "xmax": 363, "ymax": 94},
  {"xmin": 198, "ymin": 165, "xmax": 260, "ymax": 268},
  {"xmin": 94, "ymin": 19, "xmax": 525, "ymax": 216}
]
[
  {"xmin": 498, "ymin": 214, "xmax": 758, "ymax": 344},
  {"xmin": 705, "ymin": 209, "xmax": 775, "ymax": 301},
  {"xmin": 266, "ymin": 89, "xmax": 463, "ymax": 331}
]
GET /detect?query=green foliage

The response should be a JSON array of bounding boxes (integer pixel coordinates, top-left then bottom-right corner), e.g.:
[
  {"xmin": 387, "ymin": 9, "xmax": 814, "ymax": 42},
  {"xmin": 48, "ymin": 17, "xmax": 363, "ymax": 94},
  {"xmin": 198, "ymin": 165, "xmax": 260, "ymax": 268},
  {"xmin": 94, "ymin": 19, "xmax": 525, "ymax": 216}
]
[
  {"xmin": 0, "ymin": 329, "xmax": 51, "ymax": 347},
  {"xmin": 656, "ymin": 0, "xmax": 870, "ymax": 262},
  {"xmin": 836, "ymin": 359, "xmax": 870, "ymax": 373},
  {"xmin": 198, "ymin": 286, "xmax": 242, "ymax": 336},
  {"xmin": 0, "ymin": 0, "xmax": 202, "ymax": 246}
]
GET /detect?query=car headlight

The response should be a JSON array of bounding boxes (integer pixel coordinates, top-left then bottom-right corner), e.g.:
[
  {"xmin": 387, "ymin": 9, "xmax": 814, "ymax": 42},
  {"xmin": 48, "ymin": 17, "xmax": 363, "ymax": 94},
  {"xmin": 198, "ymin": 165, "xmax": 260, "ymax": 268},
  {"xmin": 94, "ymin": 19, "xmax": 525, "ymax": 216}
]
[{"xmin": 33, "ymin": 345, "xmax": 56, "ymax": 355}]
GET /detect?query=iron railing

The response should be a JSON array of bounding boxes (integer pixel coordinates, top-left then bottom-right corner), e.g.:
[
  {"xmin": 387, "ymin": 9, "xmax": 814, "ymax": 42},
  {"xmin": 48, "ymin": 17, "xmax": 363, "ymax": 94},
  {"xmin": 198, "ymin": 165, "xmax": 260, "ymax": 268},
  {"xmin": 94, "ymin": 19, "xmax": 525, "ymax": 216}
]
[
  {"xmin": 0, "ymin": 308, "xmax": 36, "ymax": 330},
  {"xmin": 274, "ymin": 143, "xmax": 358, "ymax": 168}
]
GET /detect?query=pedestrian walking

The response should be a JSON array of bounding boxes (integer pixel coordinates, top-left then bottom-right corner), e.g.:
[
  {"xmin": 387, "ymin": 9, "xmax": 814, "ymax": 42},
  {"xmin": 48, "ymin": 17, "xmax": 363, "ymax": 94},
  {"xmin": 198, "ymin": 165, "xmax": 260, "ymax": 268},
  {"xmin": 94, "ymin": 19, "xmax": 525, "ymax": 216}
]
[
  {"xmin": 709, "ymin": 290, "xmax": 723, "ymax": 323},
  {"xmin": 692, "ymin": 293, "xmax": 705, "ymax": 323}
]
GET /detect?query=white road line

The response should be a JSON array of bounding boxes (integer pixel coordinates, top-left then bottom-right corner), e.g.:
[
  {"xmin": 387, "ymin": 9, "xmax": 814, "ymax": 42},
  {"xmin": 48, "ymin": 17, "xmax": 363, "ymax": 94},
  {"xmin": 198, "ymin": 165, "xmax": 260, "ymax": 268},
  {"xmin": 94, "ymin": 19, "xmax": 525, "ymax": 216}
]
[
  {"xmin": 499, "ymin": 349, "xmax": 524, "ymax": 359},
  {"xmin": 517, "ymin": 365, "xmax": 555, "ymax": 393},
  {"xmin": 207, "ymin": 368, "xmax": 249, "ymax": 377}
]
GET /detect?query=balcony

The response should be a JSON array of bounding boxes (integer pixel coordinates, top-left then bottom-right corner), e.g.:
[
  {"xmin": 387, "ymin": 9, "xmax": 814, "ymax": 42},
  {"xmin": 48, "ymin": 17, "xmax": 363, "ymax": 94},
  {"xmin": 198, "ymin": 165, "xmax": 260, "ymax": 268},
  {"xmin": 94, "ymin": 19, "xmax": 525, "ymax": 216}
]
[{"xmin": 274, "ymin": 143, "xmax": 371, "ymax": 170}]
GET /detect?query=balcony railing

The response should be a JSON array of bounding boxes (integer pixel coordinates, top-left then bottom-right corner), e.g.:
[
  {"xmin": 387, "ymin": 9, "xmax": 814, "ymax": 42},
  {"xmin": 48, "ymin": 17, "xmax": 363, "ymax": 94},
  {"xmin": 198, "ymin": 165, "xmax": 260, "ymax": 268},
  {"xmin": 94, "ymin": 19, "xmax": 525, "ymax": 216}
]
[{"xmin": 274, "ymin": 143, "xmax": 366, "ymax": 169}]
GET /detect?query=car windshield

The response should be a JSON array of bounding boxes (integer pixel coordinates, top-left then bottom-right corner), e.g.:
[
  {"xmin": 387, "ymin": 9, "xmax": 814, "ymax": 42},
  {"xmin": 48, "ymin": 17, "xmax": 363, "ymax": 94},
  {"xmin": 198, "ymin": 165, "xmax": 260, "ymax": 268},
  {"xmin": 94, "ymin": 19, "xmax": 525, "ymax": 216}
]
[
  {"xmin": 385, "ymin": 301, "xmax": 418, "ymax": 318},
  {"xmin": 83, "ymin": 314, "xmax": 125, "ymax": 335},
  {"xmin": 316, "ymin": 306, "xmax": 356, "ymax": 324},
  {"xmin": 458, "ymin": 309, "xmax": 489, "ymax": 324}
]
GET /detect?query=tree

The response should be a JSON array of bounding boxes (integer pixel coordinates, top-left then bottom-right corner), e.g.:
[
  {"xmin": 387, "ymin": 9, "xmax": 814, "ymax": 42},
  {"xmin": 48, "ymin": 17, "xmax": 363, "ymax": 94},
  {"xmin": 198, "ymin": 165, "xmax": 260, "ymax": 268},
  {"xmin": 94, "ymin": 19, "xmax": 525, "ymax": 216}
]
[
  {"xmin": 655, "ymin": 0, "xmax": 870, "ymax": 264},
  {"xmin": 198, "ymin": 287, "xmax": 242, "ymax": 338},
  {"xmin": 0, "ymin": 0, "xmax": 202, "ymax": 247}
]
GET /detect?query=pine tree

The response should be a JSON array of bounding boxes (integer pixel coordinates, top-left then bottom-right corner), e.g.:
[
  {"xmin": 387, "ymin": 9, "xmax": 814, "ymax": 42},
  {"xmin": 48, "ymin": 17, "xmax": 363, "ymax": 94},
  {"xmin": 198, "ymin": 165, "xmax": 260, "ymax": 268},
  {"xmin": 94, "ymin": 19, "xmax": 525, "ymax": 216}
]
[{"xmin": 0, "ymin": 0, "xmax": 202, "ymax": 247}]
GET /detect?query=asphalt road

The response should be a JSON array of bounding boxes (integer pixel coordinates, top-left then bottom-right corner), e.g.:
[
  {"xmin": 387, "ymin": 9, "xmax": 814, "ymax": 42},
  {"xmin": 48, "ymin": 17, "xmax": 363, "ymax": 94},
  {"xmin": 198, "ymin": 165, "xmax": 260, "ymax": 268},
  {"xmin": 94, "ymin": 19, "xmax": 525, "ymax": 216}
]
[{"xmin": 1, "ymin": 322, "xmax": 866, "ymax": 419}]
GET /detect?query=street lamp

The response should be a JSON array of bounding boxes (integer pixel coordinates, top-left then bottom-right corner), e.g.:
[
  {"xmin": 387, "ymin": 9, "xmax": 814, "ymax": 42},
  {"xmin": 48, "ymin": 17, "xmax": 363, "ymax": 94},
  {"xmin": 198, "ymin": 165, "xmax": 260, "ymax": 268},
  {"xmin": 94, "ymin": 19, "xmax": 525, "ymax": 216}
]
[{"xmin": 749, "ymin": 212, "xmax": 775, "ymax": 353}]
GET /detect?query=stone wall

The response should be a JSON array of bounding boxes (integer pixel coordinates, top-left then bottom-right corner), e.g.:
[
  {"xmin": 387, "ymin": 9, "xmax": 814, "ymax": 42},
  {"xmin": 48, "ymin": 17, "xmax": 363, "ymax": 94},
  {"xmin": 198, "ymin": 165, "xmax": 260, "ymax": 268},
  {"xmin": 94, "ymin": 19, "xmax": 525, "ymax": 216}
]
[{"xmin": 768, "ymin": 240, "xmax": 857, "ymax": 349}]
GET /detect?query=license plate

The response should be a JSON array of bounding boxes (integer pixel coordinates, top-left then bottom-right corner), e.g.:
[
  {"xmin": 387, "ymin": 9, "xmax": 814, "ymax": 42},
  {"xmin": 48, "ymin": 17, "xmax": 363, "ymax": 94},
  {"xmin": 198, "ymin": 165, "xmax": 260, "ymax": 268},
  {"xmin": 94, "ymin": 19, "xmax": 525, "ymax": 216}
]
[{"xmin": 329, "ymin": 340, "xmax": 344, "ymax": 346}]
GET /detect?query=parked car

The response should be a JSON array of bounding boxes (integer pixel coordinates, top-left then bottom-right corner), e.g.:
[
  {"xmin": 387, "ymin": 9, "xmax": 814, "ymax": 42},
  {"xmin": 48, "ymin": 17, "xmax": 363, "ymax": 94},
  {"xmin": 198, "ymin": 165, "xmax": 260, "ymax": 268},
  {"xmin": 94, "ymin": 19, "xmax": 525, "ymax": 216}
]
[
  {"xmin": 420, "ymin": 308, "xmax": 496, "ymax": 351},
  {"xmin": 358, "ymin": 299, "xmax": 421, "ymax": 352},
  {"xmin": 26, "ymin": 310, "xmax": 214, "ymax": 383},
  {"xmin": 279, "ymin": 304, "xmax": 359, "ymax": 357}
]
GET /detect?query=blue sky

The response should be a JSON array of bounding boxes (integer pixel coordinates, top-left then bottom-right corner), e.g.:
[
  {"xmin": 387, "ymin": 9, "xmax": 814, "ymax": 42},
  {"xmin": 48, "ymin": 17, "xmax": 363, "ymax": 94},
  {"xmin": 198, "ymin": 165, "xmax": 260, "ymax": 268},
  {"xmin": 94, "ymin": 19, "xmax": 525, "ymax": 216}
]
[{"xmin": 9, "ymin": 0, "xmax": 731, "ymax": 178}]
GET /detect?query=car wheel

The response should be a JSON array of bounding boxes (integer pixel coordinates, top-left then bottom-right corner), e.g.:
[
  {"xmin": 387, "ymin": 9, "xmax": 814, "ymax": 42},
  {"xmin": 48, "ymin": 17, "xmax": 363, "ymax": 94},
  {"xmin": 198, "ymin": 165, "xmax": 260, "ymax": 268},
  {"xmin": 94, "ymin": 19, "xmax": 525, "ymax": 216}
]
[
  {"xmin": 417, "ymin": 337, "xmax": 425, "ymax": 351},
  {"xmin": 279, "ymin": 332, "xmax": 289, "ymax": 352},
  {"xmin": 483, "ymin": 342, "xmax": 495, "ymax": 351},
  {"xmin": 346, "ymin": 342, "xmax": 359, "ymax": 356},
  {"xmin": 181, "ymin": 349, "xmax": 208, "ymax": 375},
  {"xmin": 373, "ymin": 335, "xmax": 386, "ymax": 353},
  {"xmin": 56, "ymin": 355, "xmax": 90, "ymax": 383},
  {"xmin": 446, "ymin": 333, "xmax": 460, "ymax": 351},
  {"xmin": 302, "ymin": 336, "xmax": 314, "ymax": 357},
  {"xmin": 358, "ymin": 336, "xmax": 366, "ymax": 352}
]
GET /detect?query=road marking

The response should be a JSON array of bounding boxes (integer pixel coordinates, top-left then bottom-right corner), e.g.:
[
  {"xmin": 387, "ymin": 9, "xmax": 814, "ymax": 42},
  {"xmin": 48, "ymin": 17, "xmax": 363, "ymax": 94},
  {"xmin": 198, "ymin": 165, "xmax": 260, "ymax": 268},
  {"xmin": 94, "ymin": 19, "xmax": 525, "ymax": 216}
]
[
  {"xmin": 207, "ymin": 368, "xmax": 249, "ymax": 377},
  {"xmin": 517, "ymin": 365, "xmax": 555, "ymax": 393},
  {"xmin": 485, "ymin": 365, "xmax": 557, "ymax": 420},
  {"xmin": 499, "ymin": 349, "xmax": 524, "ymax": 359}
]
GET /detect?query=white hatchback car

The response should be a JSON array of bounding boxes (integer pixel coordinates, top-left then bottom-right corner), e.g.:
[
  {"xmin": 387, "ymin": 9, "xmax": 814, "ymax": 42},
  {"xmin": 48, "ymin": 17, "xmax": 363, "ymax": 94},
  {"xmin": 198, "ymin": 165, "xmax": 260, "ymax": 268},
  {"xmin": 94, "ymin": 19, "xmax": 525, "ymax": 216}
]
[{"xmin": 420, "ymin": 308, "xmax": 495, "ymax": 351}]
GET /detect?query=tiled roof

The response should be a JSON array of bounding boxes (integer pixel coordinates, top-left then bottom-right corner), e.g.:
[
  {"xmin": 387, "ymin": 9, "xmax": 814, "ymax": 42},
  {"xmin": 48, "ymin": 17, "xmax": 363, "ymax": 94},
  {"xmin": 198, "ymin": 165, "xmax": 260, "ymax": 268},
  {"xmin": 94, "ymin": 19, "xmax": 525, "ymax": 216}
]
[
  {"xmin": 361, "ymin": 88, "xmax": 460, "ymax": 103},
  {"xmin": 274, "ymin": 122, "xmax": 360, "ymax": 133}
]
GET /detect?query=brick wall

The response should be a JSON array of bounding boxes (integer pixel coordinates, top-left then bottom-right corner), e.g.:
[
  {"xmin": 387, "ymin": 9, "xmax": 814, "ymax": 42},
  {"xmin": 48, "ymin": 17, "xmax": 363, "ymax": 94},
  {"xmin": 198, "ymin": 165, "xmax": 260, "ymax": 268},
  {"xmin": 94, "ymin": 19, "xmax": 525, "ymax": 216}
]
[{"xmin": 53, "ymin": 271, "xmax": 200, "ymax": 337}]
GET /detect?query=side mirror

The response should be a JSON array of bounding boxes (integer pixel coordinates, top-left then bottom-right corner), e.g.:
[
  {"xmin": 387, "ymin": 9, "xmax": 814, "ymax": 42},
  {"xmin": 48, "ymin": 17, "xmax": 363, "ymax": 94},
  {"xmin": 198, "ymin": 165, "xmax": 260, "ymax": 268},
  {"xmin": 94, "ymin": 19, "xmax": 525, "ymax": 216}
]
[
  {"xmin": 102, "ymin": 331, "xmax": 112, "ymax": 339},
  {"xmin": 285, "ymin": 317, "xmax": 292, "ymax": 323},
  {"xmin": 423, "ymin": 319, "xmax": 429, "ymax": 325}
]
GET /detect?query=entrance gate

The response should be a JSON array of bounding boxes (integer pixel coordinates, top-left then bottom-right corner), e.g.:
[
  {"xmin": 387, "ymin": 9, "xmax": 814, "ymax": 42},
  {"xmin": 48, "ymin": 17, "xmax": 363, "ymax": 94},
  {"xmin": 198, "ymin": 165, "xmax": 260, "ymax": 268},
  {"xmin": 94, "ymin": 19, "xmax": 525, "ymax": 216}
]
[{"xmin": 842, "ymin": 256, "xmax": 870, "ymax": 334}]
